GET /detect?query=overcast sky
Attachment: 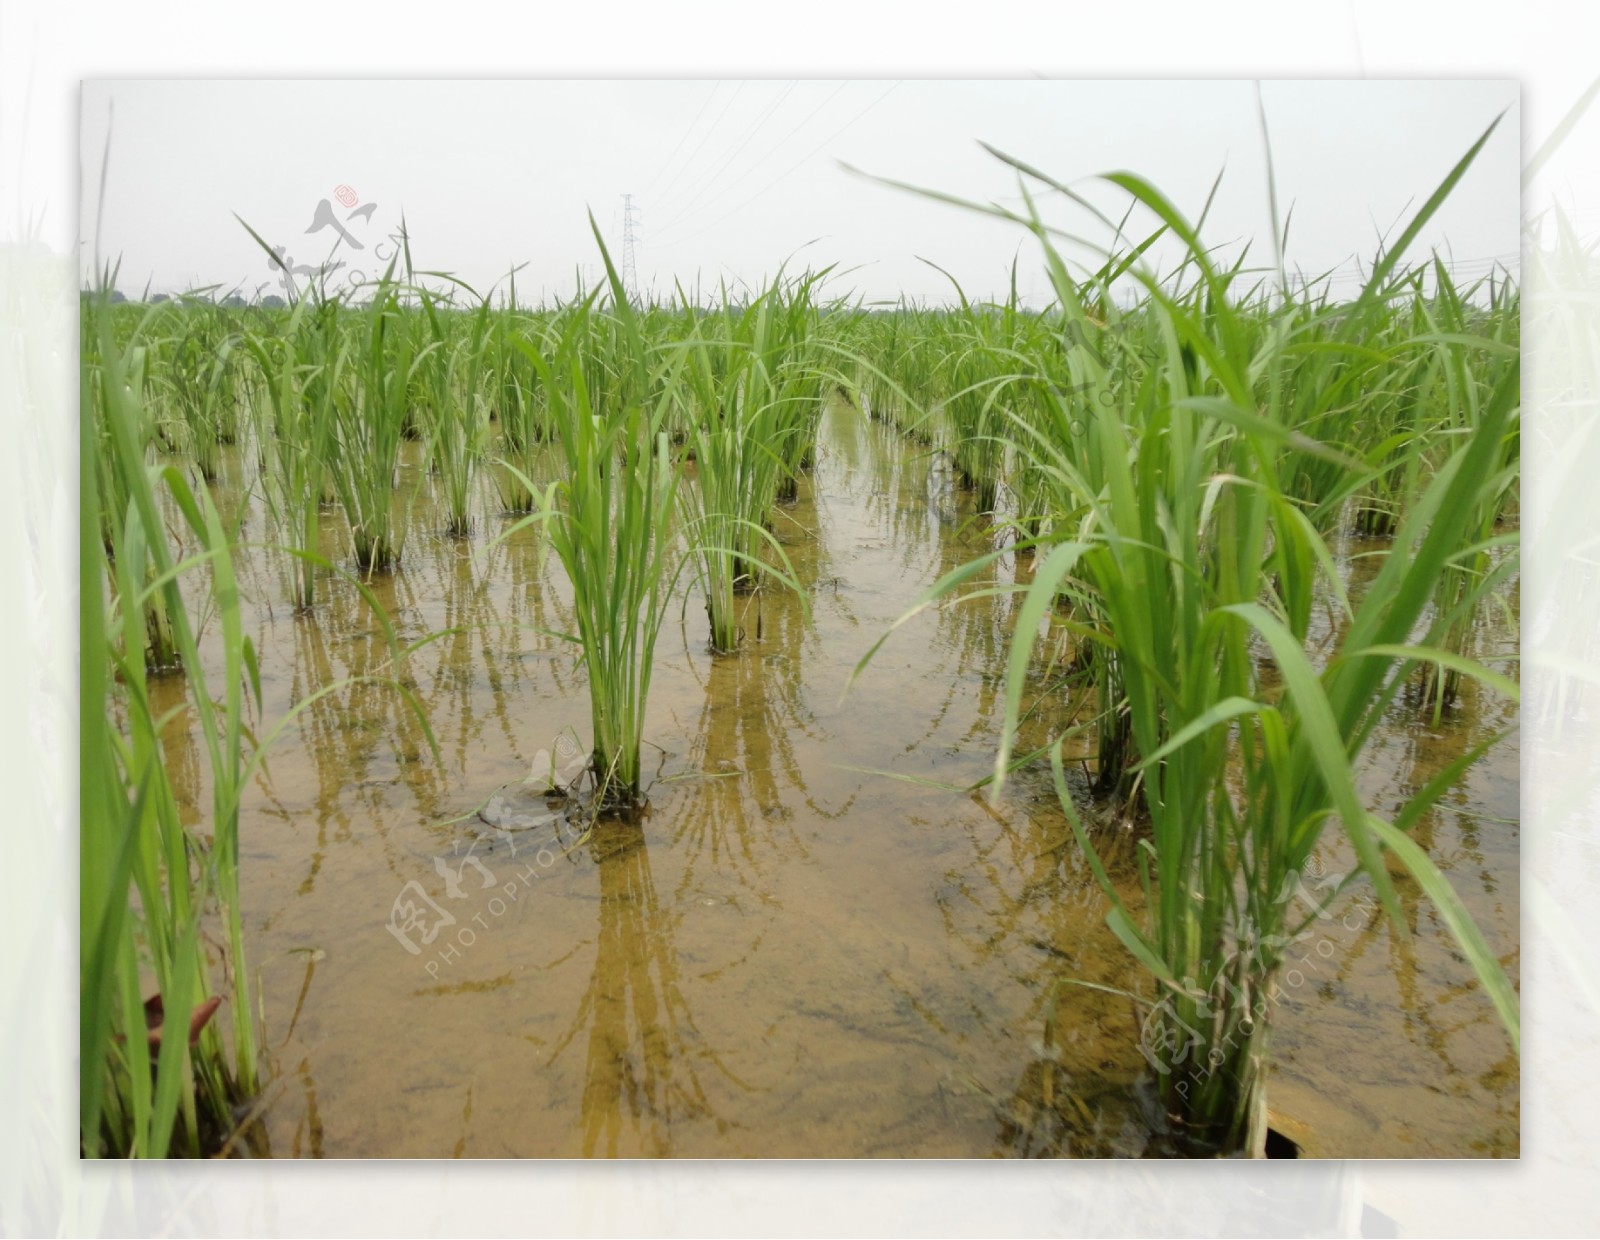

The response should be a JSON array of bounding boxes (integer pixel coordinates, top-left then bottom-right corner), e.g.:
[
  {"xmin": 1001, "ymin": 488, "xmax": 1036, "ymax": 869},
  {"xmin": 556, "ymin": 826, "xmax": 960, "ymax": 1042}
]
[{"xmin": 80, "ymin": 79, "xmax": 1519, "ymax": 306}]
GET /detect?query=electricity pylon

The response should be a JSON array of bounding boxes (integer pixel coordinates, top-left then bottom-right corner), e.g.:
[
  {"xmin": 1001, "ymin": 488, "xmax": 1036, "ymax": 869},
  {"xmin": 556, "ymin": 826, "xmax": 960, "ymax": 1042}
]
[{"xmin": 621, "ymin": 193, "xmax": 640, "ymax": 305}]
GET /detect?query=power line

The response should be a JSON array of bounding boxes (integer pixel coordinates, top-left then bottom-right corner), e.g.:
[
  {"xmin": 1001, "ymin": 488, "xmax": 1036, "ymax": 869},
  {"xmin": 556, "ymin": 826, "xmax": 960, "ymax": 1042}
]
[
  {"xmin": 655, "ymin": 80, "xmax": 903, "ymax": 251},
  {"xmin": 651, "ymin": 81, "xmax": 746, "ymax": 214},
  {"xmin": 639, "ymin": 82, "xmax": 720, "ymax": 203},
  {"xmin": 650, "ymin": 80, "xmax": 852, "ymax": 244},
  {"xmin": 1289, "ymin": 252, "xmax": 1521, "ymax": 293},
  {"xmin": 649, "ymin": 81, "xmax": 799, "ymax": 236}
]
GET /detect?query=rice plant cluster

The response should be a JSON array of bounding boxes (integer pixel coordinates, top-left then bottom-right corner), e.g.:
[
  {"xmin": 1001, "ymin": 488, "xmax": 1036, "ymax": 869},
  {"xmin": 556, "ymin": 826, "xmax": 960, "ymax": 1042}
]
[
  {"xmin": 850, "ymin": 125, "xmax": 1520, "ymax": 1153},
  {"xmin": 83, "ymin": 131, "xmax": 1519, "ymax": 1158}
]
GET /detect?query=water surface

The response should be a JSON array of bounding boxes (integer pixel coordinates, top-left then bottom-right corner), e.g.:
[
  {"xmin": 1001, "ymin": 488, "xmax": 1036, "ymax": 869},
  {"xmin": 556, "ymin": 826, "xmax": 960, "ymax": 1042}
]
[{"xmin": 154, "ymin": 399, "xmax": 1518, "ymax": 1157}]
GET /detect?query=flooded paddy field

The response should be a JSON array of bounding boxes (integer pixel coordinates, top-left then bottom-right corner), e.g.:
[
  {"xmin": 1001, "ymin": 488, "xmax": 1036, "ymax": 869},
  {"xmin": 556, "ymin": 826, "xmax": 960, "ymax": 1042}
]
[{"xmin": 150, "ymin": 399, "xmax": 1518, "ymax": 1159}]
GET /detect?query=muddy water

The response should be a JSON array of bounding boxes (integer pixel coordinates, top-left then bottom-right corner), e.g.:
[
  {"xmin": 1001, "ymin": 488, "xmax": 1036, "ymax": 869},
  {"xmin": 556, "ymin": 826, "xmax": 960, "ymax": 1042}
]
[{"xmin": 153, "ymin": 399, "xmax": 1517, "ymax": 1157}]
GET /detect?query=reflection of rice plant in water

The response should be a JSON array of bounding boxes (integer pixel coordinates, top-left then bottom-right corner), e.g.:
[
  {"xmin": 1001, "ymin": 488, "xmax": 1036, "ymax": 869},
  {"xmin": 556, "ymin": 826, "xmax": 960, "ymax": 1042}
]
[{"xmin": 852, "ymin": 121, "xmax": 1519, "ymax": 1157}]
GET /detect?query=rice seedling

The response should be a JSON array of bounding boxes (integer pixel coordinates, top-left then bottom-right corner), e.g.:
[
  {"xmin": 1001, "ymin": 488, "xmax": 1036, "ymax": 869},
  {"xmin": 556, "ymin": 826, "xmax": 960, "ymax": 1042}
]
[
  {"xmin": 758, "ymin": 270, "xmax": 832, "ymax": 501},
  {"xmin": 85, "ymin": 291, "xmax": 189, "ymax": 671},
  {"xmin": 921, "ymin": 265, "xmax": 1021, "ymax": 515},
  {"xmin": 151, "ymin": 294, "xmax": 244, "ymax": 483},
  {"xmin": 850, "ymin": 122, "xmax": 1520, "ymax": 1156},
  {"xmin": 843, "ymin": 301, "xmax": 943, "ymax": 446},
  {"xmin": 487, "ymin": 272, "xmax": 557, "ymax": 514},
  {"xmin": 852, "ymin": 306, "xmax": 903, "ymax": 424},
  {"xmin": 241, "ymin": 291, "xmax": 346, "ymax": 608},
  {"xmin": 82, "ymin": 93, "xmax": 1521, "ymax": 1164},
  {"xmin": 84, "ymin": 279, "xmax": 264, "ymax": 1155},
  {"xmin": 328, "ymin": 261, "xmax": 423, "ymax": 573},
  {"xmin": 676, "ymin": 281, "xmax": 810, "ymax": 654},
  {"xmin": 499, "ymin": 219, "xmax": 689, "ymax": 811},
  {"xmin": 417, "ymin": 282, "xmax": 493, "ymax": 538},
  {"xmin": 1411, "ymin": 260, "xmax": 1521, "ymax": 717},
  {"xmin": 84, "ymin": 294, "xmax": 197, "ymax": 1156},
  {"xmin": 83, "ymin": 276, "xmax": 440, "ymax": 1156}
]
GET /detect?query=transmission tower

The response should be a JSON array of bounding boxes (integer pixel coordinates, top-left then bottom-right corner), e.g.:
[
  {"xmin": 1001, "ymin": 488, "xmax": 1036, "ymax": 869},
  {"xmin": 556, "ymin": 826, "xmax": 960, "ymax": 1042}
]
[{"xmin": 620, "ymin": 193, "xmax": 640, "ymax": 304}]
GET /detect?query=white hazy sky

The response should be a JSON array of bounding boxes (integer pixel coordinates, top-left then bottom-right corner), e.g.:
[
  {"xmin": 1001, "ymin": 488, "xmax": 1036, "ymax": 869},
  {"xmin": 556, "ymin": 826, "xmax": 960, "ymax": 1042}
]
[{"xmin": 80, "ymin": 79, "xmax": 1519, "ymax": 305}]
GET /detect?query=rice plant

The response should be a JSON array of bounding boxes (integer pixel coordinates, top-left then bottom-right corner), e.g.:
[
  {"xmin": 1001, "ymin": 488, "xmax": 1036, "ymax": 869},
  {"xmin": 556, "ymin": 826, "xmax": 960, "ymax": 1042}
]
[
  {"xmin": 242, "ymin": 292, "xmax": 345, "ymax": 608},
  {"xmin": 501, "ymin": 219, "xmax": 688, "ymax": 811},
  {"xmin": 329, "ymin": 262, "xmax": 422, "ymax": 572},
  {"xmin": 84, "ymin": 277, "xmax": 440, "ymax": 1156},
  {"xmin": 152, "ymin": 295, "xmax": 243, "ymax": 483},
  {"xmin": 851, "ymin": 125, "xmax": 1520, "ymax": 1156},
  {"xmin": 921, "ymin": 264, "xmax": 1026, "ymax": 515},
  {"xmin": 758, "ymin": 270, "xmax": 832, "ymax": 501},
  {"xmin": 84, "ymin": 283, "xmax": 261, "ymax": 1155},
  {"xmin": 676, "ymin": 284, "xmax": 809, "ymax": 654},
  {"xmin": 85, "ymin": 292, "xmax": 186, "ymax": 670},
  {"xmin": 1412, "ymin": 260, "xmax": 1521, "ymax": 717},
  {"xmin": 417, "ymin": 282, "xmax": 492, "ymax": 538},
  {"xmin": 487, "ymin": 273, "xmax": 556, "ymax": 514},
  {"xmin": 84, "ymin": 113, "xmax": 1521, "ymax": 1163}
]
